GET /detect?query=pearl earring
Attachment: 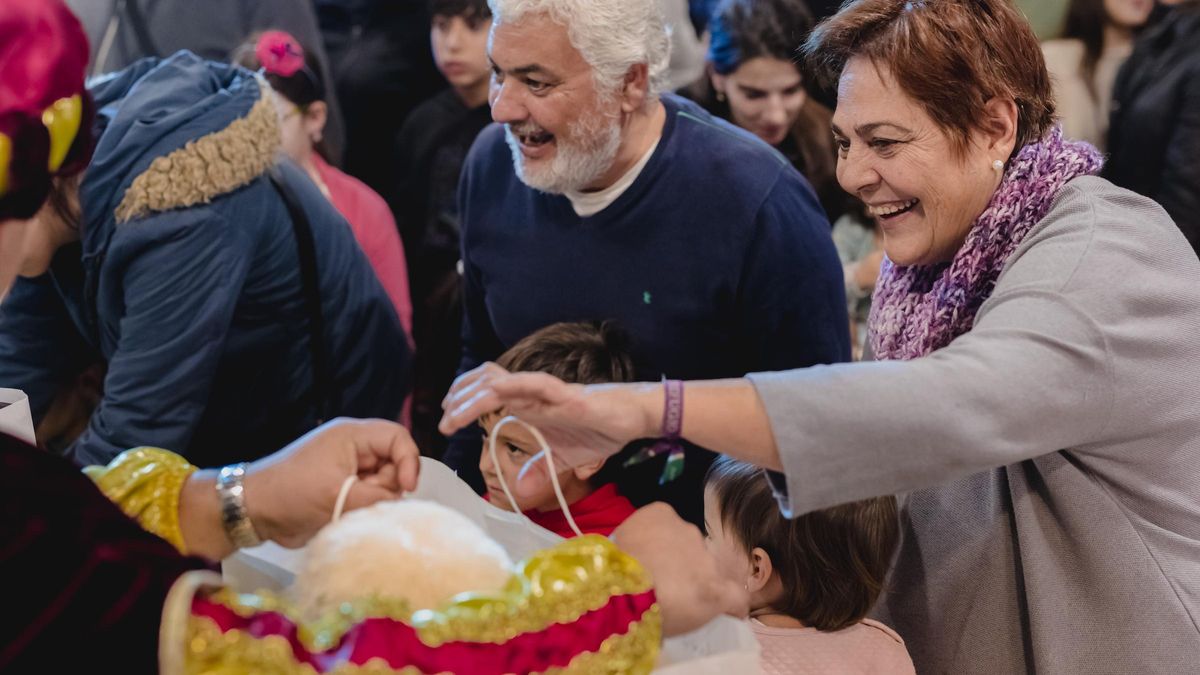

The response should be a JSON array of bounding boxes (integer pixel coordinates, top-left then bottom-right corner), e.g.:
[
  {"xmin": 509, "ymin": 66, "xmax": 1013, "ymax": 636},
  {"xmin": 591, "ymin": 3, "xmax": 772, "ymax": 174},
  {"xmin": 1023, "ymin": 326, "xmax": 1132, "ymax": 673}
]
[{"xmin": 992, "ymin": 159, "xmax": 1004, "ymax": 173}]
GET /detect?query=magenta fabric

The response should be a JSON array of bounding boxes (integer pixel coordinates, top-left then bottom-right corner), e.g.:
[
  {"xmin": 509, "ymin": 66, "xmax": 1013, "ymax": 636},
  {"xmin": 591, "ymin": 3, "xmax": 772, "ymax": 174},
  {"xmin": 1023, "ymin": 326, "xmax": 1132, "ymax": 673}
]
[
  {"xmin": 0, "ymin": 0, "xmax": 94, "ymax": 219},
  {"xmin": 312, "ymin": 153, "xmax": 413, "ymax": 339},
  {"xmin": 193, "ymin": 589, "xmax": 657, "ymax": 673}
]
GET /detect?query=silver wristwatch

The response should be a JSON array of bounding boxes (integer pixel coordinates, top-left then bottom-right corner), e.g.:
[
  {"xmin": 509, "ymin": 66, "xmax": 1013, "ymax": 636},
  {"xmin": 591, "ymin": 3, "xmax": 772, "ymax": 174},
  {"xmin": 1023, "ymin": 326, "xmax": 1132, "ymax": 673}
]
[{"xmin": 216, "ymin": 463, "xmax": 263, "ymax": 549}]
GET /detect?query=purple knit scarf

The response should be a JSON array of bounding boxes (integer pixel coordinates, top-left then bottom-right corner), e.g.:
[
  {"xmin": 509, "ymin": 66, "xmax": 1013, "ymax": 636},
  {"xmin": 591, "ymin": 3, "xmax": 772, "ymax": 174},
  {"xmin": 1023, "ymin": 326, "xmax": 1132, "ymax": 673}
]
[{"xmin": 868, "ymin": 127, "xmax": 1104, "ymax": 361}]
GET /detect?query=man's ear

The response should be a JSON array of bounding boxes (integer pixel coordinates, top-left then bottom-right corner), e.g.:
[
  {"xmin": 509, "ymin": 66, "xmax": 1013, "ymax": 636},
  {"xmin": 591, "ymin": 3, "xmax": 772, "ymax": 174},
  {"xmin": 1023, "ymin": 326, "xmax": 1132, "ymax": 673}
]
[{"xmin": 620, "ymin": 62, "xmax": 651, "ymax": 113}]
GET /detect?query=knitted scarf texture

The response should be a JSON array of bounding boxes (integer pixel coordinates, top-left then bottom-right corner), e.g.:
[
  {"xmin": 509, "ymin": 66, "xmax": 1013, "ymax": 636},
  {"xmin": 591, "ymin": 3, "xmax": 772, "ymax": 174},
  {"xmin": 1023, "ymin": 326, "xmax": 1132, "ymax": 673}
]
[{"xmin": 868, "ymin": 127, "xmax": 1104, "ymax": 361}]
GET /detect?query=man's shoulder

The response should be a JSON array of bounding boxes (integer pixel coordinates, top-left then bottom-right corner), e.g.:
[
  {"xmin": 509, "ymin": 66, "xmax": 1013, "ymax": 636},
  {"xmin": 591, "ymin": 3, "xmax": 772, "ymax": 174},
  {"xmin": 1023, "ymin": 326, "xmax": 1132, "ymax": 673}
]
[
  {"xmin": 664, "ymin": 94, "xmax": 791, "ymax": 168},
  {"xmin": 1003, "ymin": 176, "xmax": 1194, "ymax": 295},
  {"xmin": 660, "ymin": 94, "xmax": 793, "ymax": 193}
]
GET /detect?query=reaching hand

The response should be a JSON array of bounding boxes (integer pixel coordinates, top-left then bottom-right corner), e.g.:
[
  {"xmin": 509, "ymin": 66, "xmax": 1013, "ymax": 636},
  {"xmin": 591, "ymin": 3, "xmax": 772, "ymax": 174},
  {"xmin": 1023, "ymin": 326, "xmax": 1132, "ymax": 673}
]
[
  {"xmin": 612, "ymin": 503, "xmax": 749, "ymax": 636},
  {"xmin": 440, "ymin": 363, "xmax": 660, "ymax": 491},
  {"xmin": 243, "ymin": 418, "xmax": 421, "ymax": 548}
]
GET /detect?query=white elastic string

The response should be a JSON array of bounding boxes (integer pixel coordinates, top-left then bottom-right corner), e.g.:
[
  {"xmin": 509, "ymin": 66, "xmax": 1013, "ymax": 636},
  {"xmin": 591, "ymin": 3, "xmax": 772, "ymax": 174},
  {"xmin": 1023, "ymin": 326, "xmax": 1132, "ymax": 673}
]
[
  {"xmin": 488, "ymin": 414, "xmax": 584, "ymax": 538},
  {"xmin": 331, "ymin": 474, "xmax": 358, "ymax": 523}
]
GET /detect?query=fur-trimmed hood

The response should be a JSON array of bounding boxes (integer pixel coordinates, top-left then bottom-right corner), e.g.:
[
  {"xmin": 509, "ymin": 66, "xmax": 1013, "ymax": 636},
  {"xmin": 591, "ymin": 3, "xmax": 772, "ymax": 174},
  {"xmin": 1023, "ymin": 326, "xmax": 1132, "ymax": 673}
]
[{"xmin": 80, "ymin": 52, "xmax": 279, "ymax": 253}]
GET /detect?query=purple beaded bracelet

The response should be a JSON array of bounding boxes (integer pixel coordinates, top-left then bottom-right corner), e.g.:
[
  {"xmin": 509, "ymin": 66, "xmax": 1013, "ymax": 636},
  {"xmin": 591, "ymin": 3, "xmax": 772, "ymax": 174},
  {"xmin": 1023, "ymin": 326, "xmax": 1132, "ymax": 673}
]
[{"xmin": 623, "ymin": 378, "xmax": 687, "ymax": 483}]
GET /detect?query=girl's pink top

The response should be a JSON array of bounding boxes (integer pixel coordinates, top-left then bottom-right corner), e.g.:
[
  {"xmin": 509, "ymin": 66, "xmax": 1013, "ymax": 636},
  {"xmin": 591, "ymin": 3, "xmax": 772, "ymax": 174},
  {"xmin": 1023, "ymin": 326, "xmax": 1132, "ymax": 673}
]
[
  {"xmin": 752, "ymin": 617, "xmax": 916, "ymax": 675},
  {"xmin": 312, "ymin": 153, "xmax": 412, "ymax": 338}
]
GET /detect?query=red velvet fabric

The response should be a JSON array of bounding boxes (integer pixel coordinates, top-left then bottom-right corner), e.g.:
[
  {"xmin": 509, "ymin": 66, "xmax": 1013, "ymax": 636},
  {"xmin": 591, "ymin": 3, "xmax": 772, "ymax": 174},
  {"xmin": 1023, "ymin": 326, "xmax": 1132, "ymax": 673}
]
[
  {"xmin": 0, "ymin": 433, "xmax": 207, "ymax": 672},
  {"xmin": 193, "ymin": 590, "xmax": 656, "ymax": 674}
]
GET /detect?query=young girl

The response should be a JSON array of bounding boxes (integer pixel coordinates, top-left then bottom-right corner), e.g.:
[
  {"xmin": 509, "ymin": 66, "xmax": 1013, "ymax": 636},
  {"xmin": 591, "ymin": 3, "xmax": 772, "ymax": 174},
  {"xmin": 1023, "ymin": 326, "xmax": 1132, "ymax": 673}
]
[
  {"xmin": 704, "ymin": 457, "xmax": 915, "ymax": 674},
  {"xmin": 233, "ymin": 30, "xmax": 413, "ymax": 338},
  {"xmin": 478, "ymin": 321, "xmax": 638, "ymax": 538}
]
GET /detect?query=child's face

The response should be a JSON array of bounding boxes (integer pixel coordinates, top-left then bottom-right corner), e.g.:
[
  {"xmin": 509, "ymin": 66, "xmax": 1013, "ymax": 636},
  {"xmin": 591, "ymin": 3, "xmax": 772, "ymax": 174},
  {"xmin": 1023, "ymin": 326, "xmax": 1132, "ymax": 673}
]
[
  {"xmin": 479, "ymin": 413, "xmax": 586, "ymax": 513},
  {"xmin": 430, "ymin": 13, "xmax": 492, "ymax": 92},
  {"xmin": 702, "ymin": 486, "xmax": 754, "ymax": 585}
]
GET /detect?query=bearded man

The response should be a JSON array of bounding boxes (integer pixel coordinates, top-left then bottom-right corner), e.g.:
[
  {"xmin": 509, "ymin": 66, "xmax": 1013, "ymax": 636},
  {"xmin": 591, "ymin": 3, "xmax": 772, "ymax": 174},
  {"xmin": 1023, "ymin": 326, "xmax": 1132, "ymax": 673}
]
[{"xmin": 445, "ymin": 0, "xmax": 848, "ymax": 524}]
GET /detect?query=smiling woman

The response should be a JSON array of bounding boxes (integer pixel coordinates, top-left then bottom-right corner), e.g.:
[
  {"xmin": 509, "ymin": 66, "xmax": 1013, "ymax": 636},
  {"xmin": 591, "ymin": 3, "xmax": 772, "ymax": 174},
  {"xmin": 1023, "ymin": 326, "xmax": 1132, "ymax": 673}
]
[
  {"xmin": 817, "ymin": 0, "xmax": 1056, "ymax": 267},
  {"xmin": 829, "ymin": 67, "xmax": 1011, "ymax": 267}
]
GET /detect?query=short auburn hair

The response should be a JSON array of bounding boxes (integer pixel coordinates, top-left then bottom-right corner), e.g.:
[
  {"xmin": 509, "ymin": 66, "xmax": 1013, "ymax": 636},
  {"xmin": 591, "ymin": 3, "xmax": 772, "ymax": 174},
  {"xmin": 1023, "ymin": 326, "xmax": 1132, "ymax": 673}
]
[
  {"xmin": 705, "ymin": 457, "xmax": 899, "ymax": 631},
  {"xmin": 804, "ymin": 0, "xmax": 1055, "ymax": 154}
]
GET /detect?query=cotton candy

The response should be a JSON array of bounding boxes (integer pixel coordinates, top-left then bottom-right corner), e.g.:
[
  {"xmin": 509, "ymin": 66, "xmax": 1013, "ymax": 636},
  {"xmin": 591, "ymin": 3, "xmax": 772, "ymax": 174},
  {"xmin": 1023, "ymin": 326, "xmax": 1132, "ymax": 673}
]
[{"xmin": 292, "ymin": 499, "xmax": 513, "ymax": 619}]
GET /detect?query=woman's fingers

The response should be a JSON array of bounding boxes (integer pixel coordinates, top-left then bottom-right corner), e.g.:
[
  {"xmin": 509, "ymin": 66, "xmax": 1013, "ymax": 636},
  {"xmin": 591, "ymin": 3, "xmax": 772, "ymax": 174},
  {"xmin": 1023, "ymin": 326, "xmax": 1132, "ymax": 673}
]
[
  {"xmin": 440, "ymin": 371, "xmax": 580, "ymax": 434},
  {"xmin": 488, "ymin": 371, "xmax": 575, "ymax": 406},
  {"xmin": 441, "ymin": 362, "xmax": 507, "ymax": 410},
  {"xmin": 441, "ymin": 368, "xmax": 580, "ymax": 433},
  {"xmin": 439, "ymin": 386, "xmax": 505, "ymax": 435}
]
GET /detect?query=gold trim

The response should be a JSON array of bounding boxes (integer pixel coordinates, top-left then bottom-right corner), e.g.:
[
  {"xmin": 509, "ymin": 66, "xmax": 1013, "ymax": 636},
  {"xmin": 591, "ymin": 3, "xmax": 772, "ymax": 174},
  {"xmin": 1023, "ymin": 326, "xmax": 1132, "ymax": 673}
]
[
  {"xmin": 161, "ymin": 570, "xmax": 224, "ymax": 675},
  {"xmin": 84, "ymin": 447, "xmax": 197, "ymax": 551},
  {"xmin": 0, "ymin": 132, "xmax": 11, "ymax": 196},
  {"xmin": 182, "ymin": 609, "xmax": 661, "ymax": 675},
  {"xmin": 114, "ymin": 86, "xmax": 280, "ymax": 223},
  {"xmin": 208, "ymin": 536, "xmax": 654, "ymax": 652},
  {"xmin": 42, "ymin": 94, "xmax": 83, "ymax": 172}
]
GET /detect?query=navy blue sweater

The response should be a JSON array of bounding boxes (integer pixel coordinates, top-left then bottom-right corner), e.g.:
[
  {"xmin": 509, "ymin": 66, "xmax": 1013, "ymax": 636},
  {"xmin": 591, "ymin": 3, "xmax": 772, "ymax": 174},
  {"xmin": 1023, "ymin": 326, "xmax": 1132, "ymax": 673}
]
[{"xmin": 448, "ymin": 94, "xmax": 849, "ymax": 522}]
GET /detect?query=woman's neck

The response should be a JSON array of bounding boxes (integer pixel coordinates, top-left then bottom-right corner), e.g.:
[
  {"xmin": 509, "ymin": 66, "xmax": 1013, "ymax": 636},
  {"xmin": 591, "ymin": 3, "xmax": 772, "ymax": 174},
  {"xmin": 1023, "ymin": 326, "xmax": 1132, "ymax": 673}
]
[
  {"xmin": 1102, "ymin": 23, "xmax": 1135, "ymax": 54},
  {"xmin": 301, "ymin": 154, "xmax": 330, "ymax": 199},
  {"xmin": 749, "ymin": 607, "xmax": 806, "ymax": 629}
]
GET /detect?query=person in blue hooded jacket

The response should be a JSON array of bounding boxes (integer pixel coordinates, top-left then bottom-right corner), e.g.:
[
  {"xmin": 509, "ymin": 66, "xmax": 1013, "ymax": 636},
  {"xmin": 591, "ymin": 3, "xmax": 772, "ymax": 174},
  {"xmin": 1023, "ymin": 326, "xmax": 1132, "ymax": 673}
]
[{"xmin": 0, "ymin": 50, "xmax": 411, "ymax": 467}]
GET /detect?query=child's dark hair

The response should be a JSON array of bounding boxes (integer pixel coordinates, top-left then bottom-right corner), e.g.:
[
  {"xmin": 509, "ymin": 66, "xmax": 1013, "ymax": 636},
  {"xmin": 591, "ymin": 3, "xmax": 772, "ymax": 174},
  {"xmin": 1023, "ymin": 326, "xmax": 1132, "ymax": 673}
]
[
  {"xmin": 494, "ymin": 321, "xmax": 636, "ymax": 483},
  {"xmin": 704, "ymin": 456, "xmax": 899, "ymax": 631},
  {"xmin": 231, "ymin": 31, "xmax": 326, "ymax": 107},
  {"xmin": 429, "ymin": 0, "xmax": 492, "ymax": 23},
  {"xmin": 495, "ymin": 320, "xmax": 635, "ymax": 386}
]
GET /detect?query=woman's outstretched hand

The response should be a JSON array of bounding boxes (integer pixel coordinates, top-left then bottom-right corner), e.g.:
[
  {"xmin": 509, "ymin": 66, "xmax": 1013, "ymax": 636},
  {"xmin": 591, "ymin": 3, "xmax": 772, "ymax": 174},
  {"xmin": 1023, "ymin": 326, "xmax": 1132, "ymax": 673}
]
[{"xmin": 439, "ymin": 362, "xmax": 661, "ymax": 488}]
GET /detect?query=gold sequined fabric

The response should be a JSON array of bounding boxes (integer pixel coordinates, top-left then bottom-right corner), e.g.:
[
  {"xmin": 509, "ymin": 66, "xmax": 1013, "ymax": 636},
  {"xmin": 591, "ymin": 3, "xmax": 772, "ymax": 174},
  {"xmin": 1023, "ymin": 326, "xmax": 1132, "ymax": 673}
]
[
  {"xmin": 84, "ymin": 447, "xmax": 196, "ymax": 552},
  {"xmin": 172, "ymin": 535, "xmax": 662, "ymax": 674}
]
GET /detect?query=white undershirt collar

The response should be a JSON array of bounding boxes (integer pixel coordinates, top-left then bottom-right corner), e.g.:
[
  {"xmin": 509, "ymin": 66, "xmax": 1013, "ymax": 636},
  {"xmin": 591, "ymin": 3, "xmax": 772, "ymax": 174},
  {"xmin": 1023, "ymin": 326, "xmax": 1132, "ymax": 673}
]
[{"xmin": 564, "ymin": 138, "xmax": 661, "ymax": 217}]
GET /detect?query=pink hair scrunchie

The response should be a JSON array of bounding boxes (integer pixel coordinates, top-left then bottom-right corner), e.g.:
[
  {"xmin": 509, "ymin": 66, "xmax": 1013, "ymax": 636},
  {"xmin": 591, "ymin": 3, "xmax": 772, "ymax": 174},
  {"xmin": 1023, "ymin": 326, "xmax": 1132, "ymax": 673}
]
[{"xmin": 255, "ymin": 30, "xmax": 306, "ymax": 78}]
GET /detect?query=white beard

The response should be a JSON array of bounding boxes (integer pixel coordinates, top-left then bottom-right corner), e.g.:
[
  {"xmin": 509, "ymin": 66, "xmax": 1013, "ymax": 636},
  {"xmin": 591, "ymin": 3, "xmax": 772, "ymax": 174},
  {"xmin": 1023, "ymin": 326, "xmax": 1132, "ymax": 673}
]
[{"xmin": 504, "ymin": 107, "xmax": 623, "ymax": 194}]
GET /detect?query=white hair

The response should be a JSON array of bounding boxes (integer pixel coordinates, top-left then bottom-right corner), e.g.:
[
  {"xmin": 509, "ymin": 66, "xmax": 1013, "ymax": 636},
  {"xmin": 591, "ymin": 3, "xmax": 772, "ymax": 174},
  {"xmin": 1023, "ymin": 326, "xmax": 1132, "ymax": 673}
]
[{"xmin": 488, "ymin": 0, "xmax": 672, "ymax": 101}]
